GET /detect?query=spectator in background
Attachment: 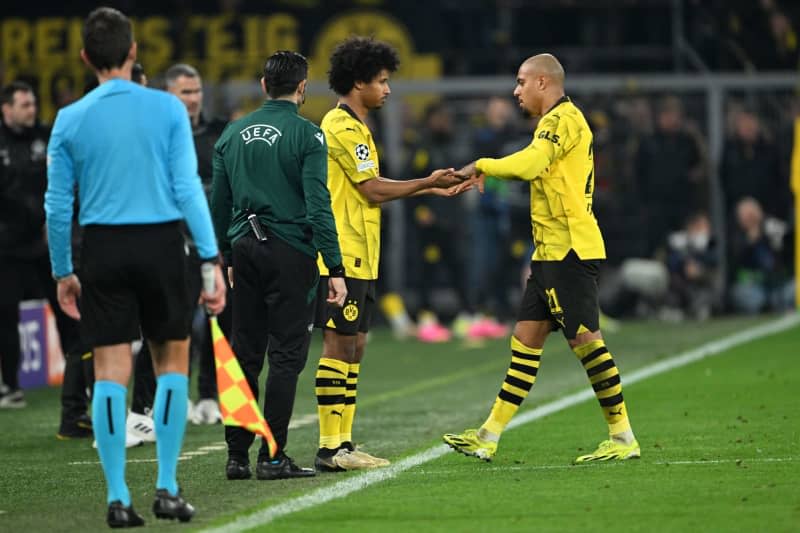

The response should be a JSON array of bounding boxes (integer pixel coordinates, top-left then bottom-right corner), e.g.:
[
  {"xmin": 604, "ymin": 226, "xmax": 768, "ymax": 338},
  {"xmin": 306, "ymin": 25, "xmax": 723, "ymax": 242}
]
[
  {"xmin": 130, "ymin": 62, "xmax": 147, "ymax": 86},
  {"xmin": 0, "ymin": 81, "xmax": 49, "ymax": 408},
  {"xmin": 467, "ymin": 96, "xmax": 516, "ymax": 334},
  {"xmin": 664, "ymin": 211, "xmax": 718, "ymax": 321},
  {"xmin": 406, "ymin": 102, "xmax": 476, "ymax": 341},
  {"xmin": 729, "ymin": 197, "xmax": 794, "ymax": 314},
  {"xmin": 636, "ymin": 95, "xmax": 706, "ymax": 257},
  {"xmin": 688, "ymin": 0, "xmax": 799, "ymax": 71},
  {"xmin": 0, "ymin": 82, "xmax": 92, "ymax": 443},
  {"xmin": 595, "ymin": 98, "xmax": 651, "ymax": 261},
  {"xmin": 763, "ymin": 7, "xmax": 799, "ymax": 70},
  {"xmin": 610, "ymin": 211, "xmax": 718, "ymax": 323},
  {"xmin": 721, "ymin": 107, "xmax": 787, "ymax": 221},
  {"xmin": 165, "ymin": 64, "xmax": 227, "ymax": 197}
]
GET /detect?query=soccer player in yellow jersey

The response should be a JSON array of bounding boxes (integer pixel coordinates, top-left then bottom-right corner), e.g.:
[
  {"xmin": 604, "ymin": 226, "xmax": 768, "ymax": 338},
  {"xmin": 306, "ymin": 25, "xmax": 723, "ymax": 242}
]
[
  {"xmin": 313, "ymin": 37, "xmax": 465, "ymax": 472},
  {"xmin": 443, "ymin": 53, "xmax": 640, "ymax": 463}
]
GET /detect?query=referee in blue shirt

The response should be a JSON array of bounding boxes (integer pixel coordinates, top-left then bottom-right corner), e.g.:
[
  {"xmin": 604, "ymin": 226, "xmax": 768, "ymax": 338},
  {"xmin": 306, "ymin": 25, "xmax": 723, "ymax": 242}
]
[{"xmin": 45, "ymin": 8, "xmax": 225, "ymax": 528}]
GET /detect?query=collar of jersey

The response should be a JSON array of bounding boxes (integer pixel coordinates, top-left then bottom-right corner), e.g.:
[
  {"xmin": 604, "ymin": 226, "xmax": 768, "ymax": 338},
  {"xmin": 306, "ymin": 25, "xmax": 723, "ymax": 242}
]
[
  {"xmin": 337, "ymin": 103, "xmax": 363, "ymax": 123},
  {"xmin": 544, "ymin": 95, "xmax": 570, "ymax": 116},
  {"xmin": 261, "ymin": 99, "xmax": 298, "ymax": 113}
]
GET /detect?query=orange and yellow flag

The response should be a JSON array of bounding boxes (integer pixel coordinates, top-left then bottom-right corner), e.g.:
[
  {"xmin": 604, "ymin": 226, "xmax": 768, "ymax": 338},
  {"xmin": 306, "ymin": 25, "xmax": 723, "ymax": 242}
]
[{"xmin": 210, "ymin": 316, "xmax": 278, "ymax": 458}]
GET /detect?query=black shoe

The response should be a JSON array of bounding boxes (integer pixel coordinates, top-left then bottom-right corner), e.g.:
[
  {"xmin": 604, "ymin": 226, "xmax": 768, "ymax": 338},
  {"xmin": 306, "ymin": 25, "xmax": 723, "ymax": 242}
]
[
  {"xmin": 256, "ymin": 453, "xmax": 316, "ymax": 480},
  {"xmin": 58, "ymin": 414, "xmax": 94, "ymax": 439},
  {"xmin": 152, "ymin": 489, "xmax": 195, "ymax": 522},
  {"xmin": 76, "ymin": 413, "xmax": 93, "ymax": 430},
  {"xmin": 57, "ymin": 424, "xmax": 93, "ymax": 439},
  {"xmin": 107, "ymin": 501, "xmax": 145, "ymax": 528},
  {"xmin": 226, "ymin": 458, "xmax": 252, "ymax": 480}
]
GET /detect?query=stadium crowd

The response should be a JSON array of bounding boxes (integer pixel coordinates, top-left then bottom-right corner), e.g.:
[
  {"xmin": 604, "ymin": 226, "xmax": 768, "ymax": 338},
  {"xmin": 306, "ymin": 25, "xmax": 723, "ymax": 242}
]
[{"xmin": 391, "ymin": 90, "xmax": 796, "ymax": 337}]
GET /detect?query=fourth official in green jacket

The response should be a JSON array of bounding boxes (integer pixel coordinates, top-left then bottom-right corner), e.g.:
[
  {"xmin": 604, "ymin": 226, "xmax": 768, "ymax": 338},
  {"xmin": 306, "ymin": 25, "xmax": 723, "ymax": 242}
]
[{"xmin": 210, "ymin": 50, "xmax": 347, "ymax": 481}]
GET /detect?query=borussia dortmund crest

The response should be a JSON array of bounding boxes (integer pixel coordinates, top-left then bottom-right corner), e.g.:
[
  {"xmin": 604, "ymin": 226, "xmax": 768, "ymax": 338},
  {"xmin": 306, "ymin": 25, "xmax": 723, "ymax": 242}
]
[{"xmin": 343, "ymin": 302, "xmax": 359, "ymax": 322}]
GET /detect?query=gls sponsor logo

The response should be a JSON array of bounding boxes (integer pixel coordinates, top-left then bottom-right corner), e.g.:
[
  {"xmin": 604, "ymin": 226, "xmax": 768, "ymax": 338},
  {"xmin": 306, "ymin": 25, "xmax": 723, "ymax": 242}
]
[
  {"xmin": 240, "ymin": 124, "xmax": 282, "ymax": 146},
  {"xmin": 537, "ymin": 130, "xmax": 560, "ymax": 144}
]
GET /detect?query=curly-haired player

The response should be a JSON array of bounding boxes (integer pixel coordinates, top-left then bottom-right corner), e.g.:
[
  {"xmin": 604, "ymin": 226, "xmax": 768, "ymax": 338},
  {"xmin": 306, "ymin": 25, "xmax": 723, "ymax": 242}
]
[{"xmin": 312, "ymin": 37, "xmax": 465, "ymax": 472}]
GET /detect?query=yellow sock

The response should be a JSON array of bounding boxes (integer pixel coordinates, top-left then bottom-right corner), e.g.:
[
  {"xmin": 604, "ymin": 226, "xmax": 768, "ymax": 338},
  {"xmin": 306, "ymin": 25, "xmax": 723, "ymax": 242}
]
[
  {"xmin": 341, "ymin": 363, "xmax": 359, "ymax": 445},
  {"xmin": 482, "ymin": 336, "xmax": 541, "ymax": 436},
  {"xmin": 316, "ymin": 357, "xmax": 348, "ymax": 451},
  {"xmin": 573, "ymin": 339, "xmax": 631, "ymax": 435}
]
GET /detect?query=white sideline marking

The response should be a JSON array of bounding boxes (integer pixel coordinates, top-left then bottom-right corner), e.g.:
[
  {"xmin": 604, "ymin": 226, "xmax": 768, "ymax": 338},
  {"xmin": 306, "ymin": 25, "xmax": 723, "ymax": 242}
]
[
  {"xmin": 69, "ymin": 457, "xmax": 188, "ymax": 465},
  {"xmin": 67, "ymin": 423, "xmax": 315, "ymax": 466},
  {"xmin": 198, "ymin": 445, "xmax": 227, "ymax": 452},
  {"xmin": 68, "ymin": 412, "xmax": 346, "ymax": 466},
  {"xmin": 203, "ymin": 313, "xmax": 800, "ymax": 533},
  {"xmin": 69, "ymin": 442, "xmax": 228, "ymax": 466},
  {"xmin": 288, "ymin": 413, "xmax": 318, "ymax": 430}
]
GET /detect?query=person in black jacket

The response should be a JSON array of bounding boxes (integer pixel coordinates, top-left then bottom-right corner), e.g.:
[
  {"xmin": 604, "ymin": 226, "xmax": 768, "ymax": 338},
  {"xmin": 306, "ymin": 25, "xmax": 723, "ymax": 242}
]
[
  {"xmin": 635, "ymin": 96, "xmax": 706, "ymax": 257},
  {"xmin": 0, "ymin": 81, "xmax": 91, "ymax": 436},
  {"xmin": 165, "ymin": 63, "xmax": 229, "ymax": 425}
]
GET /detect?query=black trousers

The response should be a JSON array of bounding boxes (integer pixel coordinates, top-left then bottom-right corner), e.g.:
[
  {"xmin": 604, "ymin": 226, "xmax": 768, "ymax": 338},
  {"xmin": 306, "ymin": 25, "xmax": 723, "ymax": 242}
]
[
  {"xmin": 226, "ymin": 234, "xmax": 318, "ymax": 462},
  {"xmin": 0, "ymin": 254, "xmax": 90, "ymax": 421}
]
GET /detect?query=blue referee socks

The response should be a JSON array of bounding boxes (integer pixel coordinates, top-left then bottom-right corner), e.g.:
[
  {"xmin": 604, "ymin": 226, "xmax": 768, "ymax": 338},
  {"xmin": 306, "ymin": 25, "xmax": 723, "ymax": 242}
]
[
  {"xmin": 92, "ymin": 381, "xmax": 130, "ymax": 506},
  {"xmin": 153, "ymin": 373, "xmax": 189, "ymax": 496}
]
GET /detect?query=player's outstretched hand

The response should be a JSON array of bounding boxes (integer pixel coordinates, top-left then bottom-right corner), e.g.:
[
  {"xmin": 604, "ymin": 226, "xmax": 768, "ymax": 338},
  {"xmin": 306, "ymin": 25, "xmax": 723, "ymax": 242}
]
[
  {"xmin": 453, "ymin": 161, "xmax": 486, "ymax": 193},
  {"xmin": 57, "ymin": 274, "xmax": 82, "ymax": 320},
  {"xmin": 451, "ymin": 173, "xmax": 485, "ymax": 195},
  {"xmin": 455, "ymin": 161, "xmax": 478, "ymax": 179},
  {"xmin": 429, "ymin": 181, "xmax": 474, "ymax": 197},
  {"xmin": 327, "ymin": 276, "xmax": 348, "ymax": 307},
  {"xmin": 201, "ymin": 263, "xmax": 227, "ymax": 315},
  {"xmin": 428, "ymin": 168, "xmax": 463, "ymax": 188}
]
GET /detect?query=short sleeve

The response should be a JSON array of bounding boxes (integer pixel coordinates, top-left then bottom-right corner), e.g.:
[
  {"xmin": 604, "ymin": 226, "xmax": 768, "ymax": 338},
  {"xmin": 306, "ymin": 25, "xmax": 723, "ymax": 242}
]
[{"xmin": 326, "ymin": 126, "xmax": 379, "ymax": 184}]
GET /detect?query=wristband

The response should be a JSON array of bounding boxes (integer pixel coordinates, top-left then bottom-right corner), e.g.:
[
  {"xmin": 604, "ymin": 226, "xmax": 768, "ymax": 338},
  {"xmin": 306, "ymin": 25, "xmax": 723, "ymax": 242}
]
[{"xmin": 328, "ymin": 264, "xmax": 346, "ymax": 278}]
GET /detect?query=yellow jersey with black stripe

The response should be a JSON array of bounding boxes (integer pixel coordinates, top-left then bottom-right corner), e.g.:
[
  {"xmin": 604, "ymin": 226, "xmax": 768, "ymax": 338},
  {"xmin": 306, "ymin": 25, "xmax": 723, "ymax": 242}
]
[
  {"xmin": 317, "ymin": 104, "xmax": 381, "ymax": 280},
  {"xmin": 476, "ymin": 96, "xmax": 605, "ymax": 261}
]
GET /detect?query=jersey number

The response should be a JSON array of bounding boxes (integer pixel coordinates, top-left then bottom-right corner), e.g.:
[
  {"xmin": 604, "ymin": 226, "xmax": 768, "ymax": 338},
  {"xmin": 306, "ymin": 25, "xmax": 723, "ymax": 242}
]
[
  {"xmin": 584, "ymin": 168, "xmax": 594, "ymax": 196},
  {"xmin": 584, "ymin": 167, "xmax": 594, "ymax": 213}
]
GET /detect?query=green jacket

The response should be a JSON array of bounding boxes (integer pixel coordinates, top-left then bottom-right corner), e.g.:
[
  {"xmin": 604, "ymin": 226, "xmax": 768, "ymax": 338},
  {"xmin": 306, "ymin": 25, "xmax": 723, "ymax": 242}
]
[{"xmin": 211, "ymin": 99, "xmax": 341, "ymax": 268}]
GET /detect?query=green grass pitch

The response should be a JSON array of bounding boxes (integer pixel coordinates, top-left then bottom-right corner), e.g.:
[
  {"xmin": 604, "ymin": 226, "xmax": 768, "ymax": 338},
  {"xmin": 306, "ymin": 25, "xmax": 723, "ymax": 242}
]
[{"xmin": 1, "ymin": 315, "xmax": 797, "ymax": 531}]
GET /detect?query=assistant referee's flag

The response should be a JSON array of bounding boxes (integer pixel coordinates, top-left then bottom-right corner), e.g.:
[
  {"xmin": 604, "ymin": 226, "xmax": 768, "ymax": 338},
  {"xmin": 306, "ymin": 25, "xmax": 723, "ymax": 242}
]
[{"xmin": 210, "ymin": 316, "xmax": 278, "ymax": 458}]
